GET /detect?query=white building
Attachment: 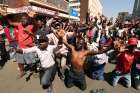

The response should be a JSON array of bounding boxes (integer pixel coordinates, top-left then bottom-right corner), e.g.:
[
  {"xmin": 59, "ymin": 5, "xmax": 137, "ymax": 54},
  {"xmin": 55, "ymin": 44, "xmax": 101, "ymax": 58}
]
[
  {"xmin": 80, "ymin": 0, "xmax": 103, "ymax": 23},
  {"xmin": 88, "ymin": 0, "xmax": 103, "ymax": 18}
]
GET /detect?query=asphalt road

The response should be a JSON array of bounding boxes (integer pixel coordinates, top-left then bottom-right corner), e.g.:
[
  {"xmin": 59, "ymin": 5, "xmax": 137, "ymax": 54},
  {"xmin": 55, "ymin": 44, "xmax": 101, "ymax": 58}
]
[{"xmin": 0, "ymin": 60, "xmax": 139, "ymax": 93}]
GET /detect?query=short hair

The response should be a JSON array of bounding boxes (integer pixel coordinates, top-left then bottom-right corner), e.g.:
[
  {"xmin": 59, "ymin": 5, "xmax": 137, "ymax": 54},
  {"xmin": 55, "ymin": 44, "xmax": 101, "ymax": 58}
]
[
  {"xmin": 21, "ymin": 13, "xmax": 29, "ymax": 18},
  {"xmin": 38, "ymin": 35, "xmax": 49, "ymax": 43}
]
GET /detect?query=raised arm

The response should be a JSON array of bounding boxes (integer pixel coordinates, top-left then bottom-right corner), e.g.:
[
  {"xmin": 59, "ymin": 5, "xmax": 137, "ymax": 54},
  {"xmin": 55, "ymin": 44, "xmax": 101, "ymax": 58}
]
[
  {"xmin": 52, "ymin": 28, "xmax": 74, "ymax": 51},
  {"xmin": 16, "ymin": 46, "xmax": 37, "ymax": 54},
  {"xmin": 62, "ymin": 38, "xmax": 74, "ymax": 51},
  {"xmin": 85, "ymin": 46, "xmax": 111, "ymax": 56},
  {"xmin": 85, "ymin": 50, "xmax": 100, "ymax": 56},
  {"xmin": 8, "ymin": 20, "xmax": 19, "ymax": 27},
  {"xmin": 23, "ymin": 28, "xmax": 35, "ymax": 38}
]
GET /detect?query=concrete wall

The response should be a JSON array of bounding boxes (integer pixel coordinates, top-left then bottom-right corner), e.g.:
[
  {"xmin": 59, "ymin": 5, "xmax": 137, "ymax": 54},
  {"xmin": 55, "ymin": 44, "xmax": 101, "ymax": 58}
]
[
  {"xmin": 80, "ymin": 0, "xmax": 88, "ymax": 23},
  {"xmin": 7, "ymin": 0, "xmax": 29, "ymax": 8}
]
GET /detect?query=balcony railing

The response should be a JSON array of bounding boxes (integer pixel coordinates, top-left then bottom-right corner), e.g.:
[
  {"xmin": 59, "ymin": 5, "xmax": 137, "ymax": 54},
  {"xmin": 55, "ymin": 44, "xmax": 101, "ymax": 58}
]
[{"xmin": 29, "ymin": 0, "xmax": 69, "ymax": 13}]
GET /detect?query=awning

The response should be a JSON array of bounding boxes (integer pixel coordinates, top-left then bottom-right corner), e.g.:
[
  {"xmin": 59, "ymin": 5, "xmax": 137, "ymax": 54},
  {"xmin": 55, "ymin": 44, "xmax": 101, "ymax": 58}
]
[
  {"xmin": 58, "ymin": 13, "xmax": 80, "ymax": 20},
  {"xmin": 7, "ymin": 5, "xmax": 79, "ymax": 20}
]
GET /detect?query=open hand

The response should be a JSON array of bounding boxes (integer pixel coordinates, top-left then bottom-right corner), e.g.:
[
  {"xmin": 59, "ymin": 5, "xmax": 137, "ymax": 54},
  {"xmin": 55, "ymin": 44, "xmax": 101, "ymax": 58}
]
[{"xmin": 56, "ymin": 23, "xmax": 70, "ymax": 38}]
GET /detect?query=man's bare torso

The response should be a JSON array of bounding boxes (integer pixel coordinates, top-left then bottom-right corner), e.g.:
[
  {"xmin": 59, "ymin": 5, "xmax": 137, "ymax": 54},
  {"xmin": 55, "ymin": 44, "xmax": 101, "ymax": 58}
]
[{"xmin": 71, "ymin": 50, "xmax": 88, "ymax": 72}]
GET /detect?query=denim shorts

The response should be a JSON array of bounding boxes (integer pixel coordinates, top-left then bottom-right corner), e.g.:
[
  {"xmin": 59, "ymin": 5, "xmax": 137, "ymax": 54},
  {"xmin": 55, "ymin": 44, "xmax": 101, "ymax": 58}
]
[{"xmin": 15, "ymin": 52, "xmax": 36, "ymax": 64}]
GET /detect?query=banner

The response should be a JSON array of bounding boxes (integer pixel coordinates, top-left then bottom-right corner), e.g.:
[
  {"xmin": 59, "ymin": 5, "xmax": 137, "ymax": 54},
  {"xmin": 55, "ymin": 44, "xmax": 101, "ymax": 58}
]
[{"xmin": 69, "ymin": 8, "xmax": 78, "ymax": 17}]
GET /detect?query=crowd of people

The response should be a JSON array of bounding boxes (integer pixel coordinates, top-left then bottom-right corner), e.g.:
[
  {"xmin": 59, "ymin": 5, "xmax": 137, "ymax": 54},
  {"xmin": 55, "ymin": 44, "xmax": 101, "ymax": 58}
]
[{"xmin": 0, "ymin": 13, "xmax": 140, "ymax": 93}]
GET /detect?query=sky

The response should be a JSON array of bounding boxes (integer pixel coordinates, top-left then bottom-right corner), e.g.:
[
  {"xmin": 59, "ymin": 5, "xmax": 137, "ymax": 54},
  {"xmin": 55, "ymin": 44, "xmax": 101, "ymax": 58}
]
[{"xmin": 101, "ymin": 0, "xmax": 135, "ymax": 18}]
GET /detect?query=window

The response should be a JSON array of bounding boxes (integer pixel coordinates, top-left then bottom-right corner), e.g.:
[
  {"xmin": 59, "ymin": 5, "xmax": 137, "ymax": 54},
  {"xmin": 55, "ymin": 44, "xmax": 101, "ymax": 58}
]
[
  {"xmin": 0, "ymin": 0, "xmax": 7, "ymax": 4},
  {"xmin": 70, "ymin": 0, "xmax": 80, "ymax": 3}
]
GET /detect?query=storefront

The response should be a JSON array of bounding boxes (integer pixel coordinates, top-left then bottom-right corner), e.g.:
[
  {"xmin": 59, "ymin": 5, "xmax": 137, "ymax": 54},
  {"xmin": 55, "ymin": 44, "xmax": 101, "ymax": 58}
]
[
  {"xmin": 6, "ymin": 0, "xmax": 79, "ymax": 20},
  {"xmin": 7, "ymin": 5, "xmax": 79, "ymax": 20}
]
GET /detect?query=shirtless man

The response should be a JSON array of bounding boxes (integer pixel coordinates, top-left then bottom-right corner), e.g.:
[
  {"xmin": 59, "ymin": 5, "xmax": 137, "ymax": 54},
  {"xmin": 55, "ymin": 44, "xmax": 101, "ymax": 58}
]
[{"xmin": 55, "ymin": 28, "xmax": 100, "ymax": 90}]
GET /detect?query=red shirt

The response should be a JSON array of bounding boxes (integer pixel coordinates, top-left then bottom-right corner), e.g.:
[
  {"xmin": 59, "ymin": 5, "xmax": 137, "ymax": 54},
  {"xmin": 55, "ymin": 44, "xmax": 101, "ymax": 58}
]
[
  {"xmin": 17, "ymin": 23, "xmax": 33, "ymax": 48},
  {"xmin": 115, "ymin": 51, "xmax": 140, "ymax": 74}
]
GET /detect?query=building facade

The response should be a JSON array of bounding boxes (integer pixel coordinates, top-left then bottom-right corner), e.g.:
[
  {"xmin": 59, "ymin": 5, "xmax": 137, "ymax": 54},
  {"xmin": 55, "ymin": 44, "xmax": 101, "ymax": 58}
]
[
  {"xmin": 5, "ymin": 0, "xmax": 79, "ymax": 20},
  {"xmin": 80, "ymin": 0, "xmax": 102, "ymax": 23},
  {"xmin": 118, "ymin": 12, "xmax": 129, "ymax": 22},
  {"xmin": 0, "ymin": 0, "xmax": 8, "ymax": 15},
  {"xmin": 88, "ymin": 0, "xmax": 102, "ymax": 18},
  {"xmin": 69, "ymin": 0, "xmax": 80, "ymax": 17},
  {"xmin": 133, "ymin": 0, "xmax": 140, "ymax": 19}
]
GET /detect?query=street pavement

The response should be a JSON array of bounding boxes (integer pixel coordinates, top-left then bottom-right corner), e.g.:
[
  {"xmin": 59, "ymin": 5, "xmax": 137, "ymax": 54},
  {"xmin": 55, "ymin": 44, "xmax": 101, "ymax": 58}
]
[{"xmin": 0, "ymin": 60, "xmax": 139, "ymax": 93}]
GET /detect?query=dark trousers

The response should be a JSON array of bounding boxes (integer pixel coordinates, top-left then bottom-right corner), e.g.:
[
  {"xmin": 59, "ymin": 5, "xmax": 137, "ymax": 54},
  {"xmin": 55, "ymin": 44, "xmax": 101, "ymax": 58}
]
[{"xmin": 64, "ymin": 69, "xmax": 87, "ymax": 91}]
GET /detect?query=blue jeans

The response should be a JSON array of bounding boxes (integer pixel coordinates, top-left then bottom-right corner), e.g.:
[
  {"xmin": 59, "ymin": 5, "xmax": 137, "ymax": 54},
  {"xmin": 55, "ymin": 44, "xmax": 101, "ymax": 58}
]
[
  {"xmin": 111, "ymin": 72, "xmax": 131, "ymax": 88},
  {"xmin": 40, "ymin": 64, "xmax": 57, "ymax": 89},
  {"xmin": 133, "ymin": 75, "xmax": 140, "ymax": 90},
  {"xmin": 91, "ymin": 64, "xmax": 105, "ymax": 80}
]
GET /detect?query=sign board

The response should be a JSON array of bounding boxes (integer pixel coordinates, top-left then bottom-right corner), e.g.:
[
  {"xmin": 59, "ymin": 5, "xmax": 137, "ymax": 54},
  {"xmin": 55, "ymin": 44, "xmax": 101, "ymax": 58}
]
[
  {"xmin": 15, "ymin": 6, "xmax": 30, "ymax": 13},
  {"xmin": 11, "ymin": 6, "xmax": 56, "ymax": 16},
  {"xmin": 31, "ymin": 6, "xmax": 55, "ymax": 15},
  {"xmin": 69, "ymin": 8, "xmax": 78, "ymax": 17}
]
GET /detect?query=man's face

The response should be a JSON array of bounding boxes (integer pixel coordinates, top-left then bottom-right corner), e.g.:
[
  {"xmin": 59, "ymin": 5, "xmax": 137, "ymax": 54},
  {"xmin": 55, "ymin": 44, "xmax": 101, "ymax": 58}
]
[
  {"xmin": 76, "ymin": 39, "xmax": 85, "ymax": 50},
  {"xmin": 127, "ymin": 45, "xmax": 137, "ymax": 53},
  {"xmin": 39, "ymin": 42, "xmax": 48, "ymax": 50},
  {"xmin": 37, "ymin": 20, "xmax": 43, "ymax": 28},
  {"xmin": 21, "ymin": 16, "xmax": 28, "ymax": 26}
]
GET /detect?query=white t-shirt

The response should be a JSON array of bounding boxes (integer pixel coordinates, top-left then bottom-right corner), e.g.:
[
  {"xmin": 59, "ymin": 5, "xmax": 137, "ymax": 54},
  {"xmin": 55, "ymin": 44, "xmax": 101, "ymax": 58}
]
[
  {"xmin": 93, "ymin": 53, "xmax": 108, "ymax": 64},
  {"xmin": 117, "ymin": 29, "xmax": 124, "ymax": 37},
  {"xmin": 23, "ymin": 45, "xmax": 56, "ymax": 68},
  {"xmin": 87, "ymin": 42, "xmax": 99, "ymax": 52}
]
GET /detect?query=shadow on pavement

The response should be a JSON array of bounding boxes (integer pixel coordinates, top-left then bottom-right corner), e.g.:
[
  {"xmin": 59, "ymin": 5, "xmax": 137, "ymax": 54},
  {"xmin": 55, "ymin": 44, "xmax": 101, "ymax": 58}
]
[
  {"xmin": 0, "ymin": 54, "xmax": 9, "ymax": 70},
  {"xmin": 0, "ymin": 59, "xmax": 8, "ymax": 70}
]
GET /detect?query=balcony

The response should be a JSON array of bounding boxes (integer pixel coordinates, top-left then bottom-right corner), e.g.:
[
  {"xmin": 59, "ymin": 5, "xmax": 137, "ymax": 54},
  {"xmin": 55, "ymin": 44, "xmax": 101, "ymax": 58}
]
[{"xmin": 29, "ymin": 0, "xmax": 69, "ymax": 13}]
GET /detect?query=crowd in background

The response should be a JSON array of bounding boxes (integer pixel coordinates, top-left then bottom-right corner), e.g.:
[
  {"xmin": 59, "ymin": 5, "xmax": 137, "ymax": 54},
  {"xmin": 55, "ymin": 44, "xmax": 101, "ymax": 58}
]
[{"xmin": 0, "ymin": 13, "xmax": 140, "ymax": 93}]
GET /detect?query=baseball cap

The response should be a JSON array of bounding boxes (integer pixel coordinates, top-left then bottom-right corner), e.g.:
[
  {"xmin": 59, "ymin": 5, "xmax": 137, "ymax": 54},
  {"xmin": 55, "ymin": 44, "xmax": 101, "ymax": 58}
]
[{"xmin": 128, "ymin": 38, "xmax": 138, "ymax": 46}]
